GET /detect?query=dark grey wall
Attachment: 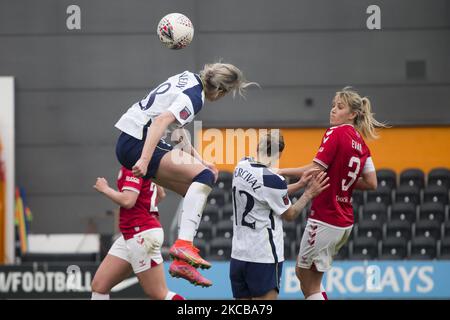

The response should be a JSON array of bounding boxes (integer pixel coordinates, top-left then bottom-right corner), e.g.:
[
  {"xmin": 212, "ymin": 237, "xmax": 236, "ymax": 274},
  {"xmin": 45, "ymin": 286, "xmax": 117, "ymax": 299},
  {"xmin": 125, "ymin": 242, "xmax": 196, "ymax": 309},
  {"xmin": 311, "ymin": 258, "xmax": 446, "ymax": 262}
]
[{"xmin": 0, "ymin": 0, "xmax": 449, "ymax": 235}]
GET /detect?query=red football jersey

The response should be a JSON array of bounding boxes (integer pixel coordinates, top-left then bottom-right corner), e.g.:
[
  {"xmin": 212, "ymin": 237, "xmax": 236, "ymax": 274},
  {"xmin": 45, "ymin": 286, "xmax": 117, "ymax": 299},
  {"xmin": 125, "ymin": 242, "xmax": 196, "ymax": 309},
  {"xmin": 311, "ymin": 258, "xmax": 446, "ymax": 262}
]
[
  {"xmin": 310, "ymin": 124, "xmax": 372, "ymax": 227},
  {"xmin": 117, "ymin": 167, "xmax": 161, "ymax": 240}
]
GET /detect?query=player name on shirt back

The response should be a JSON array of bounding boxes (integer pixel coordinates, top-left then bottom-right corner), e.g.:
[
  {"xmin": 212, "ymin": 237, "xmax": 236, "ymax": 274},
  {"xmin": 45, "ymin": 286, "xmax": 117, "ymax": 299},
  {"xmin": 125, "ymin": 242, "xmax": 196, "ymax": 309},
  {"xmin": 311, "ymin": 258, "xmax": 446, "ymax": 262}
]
[{"xmin": 234, "ymin": 167, "xmax": 262, "ymax": 192}]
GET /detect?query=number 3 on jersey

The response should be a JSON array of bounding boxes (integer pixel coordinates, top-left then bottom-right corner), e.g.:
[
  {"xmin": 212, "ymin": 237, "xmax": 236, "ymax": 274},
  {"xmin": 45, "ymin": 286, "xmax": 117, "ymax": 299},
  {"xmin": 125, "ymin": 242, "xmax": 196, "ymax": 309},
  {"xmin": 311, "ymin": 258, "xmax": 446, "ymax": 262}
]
[{"xmin": 342, "ymin": 156, "xmax": 361, "ymax": 191}]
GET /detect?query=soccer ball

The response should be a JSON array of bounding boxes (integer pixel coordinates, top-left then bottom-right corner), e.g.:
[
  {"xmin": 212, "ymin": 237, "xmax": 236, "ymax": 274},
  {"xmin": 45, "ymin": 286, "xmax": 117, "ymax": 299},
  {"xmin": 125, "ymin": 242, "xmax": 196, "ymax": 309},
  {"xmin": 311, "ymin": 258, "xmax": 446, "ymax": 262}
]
[{"xmin": 157, "ymin": 13, "xmax": 194, "ymax": 50}]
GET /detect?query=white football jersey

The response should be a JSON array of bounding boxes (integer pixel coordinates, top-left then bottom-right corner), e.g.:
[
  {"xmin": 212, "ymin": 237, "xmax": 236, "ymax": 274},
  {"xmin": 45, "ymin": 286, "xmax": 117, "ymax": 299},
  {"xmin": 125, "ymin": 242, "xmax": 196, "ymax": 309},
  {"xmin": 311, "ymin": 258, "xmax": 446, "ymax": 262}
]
[
  {"xmin": 115, "ymin": 71, "xmax": 205, "ymax": 140},
  {"xmin": 231, "ymin": 157, "xmax": 291, "ymax": 263}
]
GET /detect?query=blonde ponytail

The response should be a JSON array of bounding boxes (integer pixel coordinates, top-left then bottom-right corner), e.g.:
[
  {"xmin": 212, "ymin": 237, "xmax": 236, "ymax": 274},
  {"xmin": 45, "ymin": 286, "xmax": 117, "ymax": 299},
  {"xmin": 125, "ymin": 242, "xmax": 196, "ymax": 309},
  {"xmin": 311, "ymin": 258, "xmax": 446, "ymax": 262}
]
[
  {"xmin": 199, "ymin": 63, "xmax": 259, "ymax": 98},
  {"xmin": 337, "ymin": 87, "xmax": 389, "ymax": 140}
]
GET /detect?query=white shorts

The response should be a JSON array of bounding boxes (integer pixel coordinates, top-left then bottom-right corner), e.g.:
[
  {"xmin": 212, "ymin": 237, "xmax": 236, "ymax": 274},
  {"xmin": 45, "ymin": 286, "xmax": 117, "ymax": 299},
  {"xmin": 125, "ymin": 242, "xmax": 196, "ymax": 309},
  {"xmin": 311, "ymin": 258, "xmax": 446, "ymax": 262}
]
[
  {"xmin": 108, "ymin": 228, "xmax": 164, "ymax": 274},
  {"xmin": 297, "ymin": 219, "xmax": 352, "ymax": 272}
]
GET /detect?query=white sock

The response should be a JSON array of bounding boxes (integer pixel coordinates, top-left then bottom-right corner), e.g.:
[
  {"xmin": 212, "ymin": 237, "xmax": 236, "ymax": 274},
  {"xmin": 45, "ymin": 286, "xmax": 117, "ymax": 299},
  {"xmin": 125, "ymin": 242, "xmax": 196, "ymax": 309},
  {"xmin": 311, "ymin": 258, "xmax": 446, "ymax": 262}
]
[
  {"xmin": 306, "ymin": 292, "xmax": 325, "ymax": 300},
  {"xmin": 91, "ymin": 292, "xmax": 110, "ymax": 300},
  {"xmin": 178, "ymin": 182, "xmax": 212, "ymax": 241}
]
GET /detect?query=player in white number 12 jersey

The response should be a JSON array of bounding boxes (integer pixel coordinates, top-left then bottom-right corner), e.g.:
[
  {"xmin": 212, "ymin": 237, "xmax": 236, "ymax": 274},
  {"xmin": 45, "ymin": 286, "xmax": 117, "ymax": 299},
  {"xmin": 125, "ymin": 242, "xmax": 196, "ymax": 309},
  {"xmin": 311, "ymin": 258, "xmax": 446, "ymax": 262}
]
[
  {"xmin": 230, "ymin": 132, "xmax": 329, "ymax": 299},
  {"xmin": 280, "ymin": 87, "xmax": 388, "ymax": 300}
]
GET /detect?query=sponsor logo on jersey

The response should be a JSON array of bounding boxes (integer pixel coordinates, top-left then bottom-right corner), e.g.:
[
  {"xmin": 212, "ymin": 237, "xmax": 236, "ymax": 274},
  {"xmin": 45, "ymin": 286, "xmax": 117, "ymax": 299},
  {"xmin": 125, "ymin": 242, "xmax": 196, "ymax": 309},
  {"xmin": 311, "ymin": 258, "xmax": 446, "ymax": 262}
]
[
  {"xmin": 126, "ymin": 176, "xmax": 140, "ymax": 184},
  {"xmin": 179, "ymin": 107, "xmax": 191, "ymax": 120},
  {"xmin": 323, "ymin": 130, "xmax": 333, "ymax": 143}
]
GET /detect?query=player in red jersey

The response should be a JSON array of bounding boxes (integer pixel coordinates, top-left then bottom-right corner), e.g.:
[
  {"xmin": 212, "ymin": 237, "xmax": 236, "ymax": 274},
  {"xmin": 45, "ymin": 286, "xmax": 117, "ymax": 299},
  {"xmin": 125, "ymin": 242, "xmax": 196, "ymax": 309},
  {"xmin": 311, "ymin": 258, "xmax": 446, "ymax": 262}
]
[
  {"xmin": 279, "ymin": 87, "xmax": 388, "ymax": 300},
  {"xmin": 90, "ymin": 166, "xmax": 205, "ymax": 300}
]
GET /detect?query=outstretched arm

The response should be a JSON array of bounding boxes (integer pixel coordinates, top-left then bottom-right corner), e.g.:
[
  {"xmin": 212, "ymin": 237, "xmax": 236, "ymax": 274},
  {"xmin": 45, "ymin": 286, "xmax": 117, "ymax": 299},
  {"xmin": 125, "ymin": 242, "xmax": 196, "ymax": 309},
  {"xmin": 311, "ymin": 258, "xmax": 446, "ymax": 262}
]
[
  {"xmin": 282, "ymin": 171, "xmax": 330, "ymax": 221},
  {"xmin": 287, "ymin": 167, "xmax": 323, "ymax": 195},
  {"xmin": 279, "ymin": 162, "xmax": 322, "ymax": 178},
  {"xmin": 93, "ymin": 177, "xmax": 139, "ymax": 209}
]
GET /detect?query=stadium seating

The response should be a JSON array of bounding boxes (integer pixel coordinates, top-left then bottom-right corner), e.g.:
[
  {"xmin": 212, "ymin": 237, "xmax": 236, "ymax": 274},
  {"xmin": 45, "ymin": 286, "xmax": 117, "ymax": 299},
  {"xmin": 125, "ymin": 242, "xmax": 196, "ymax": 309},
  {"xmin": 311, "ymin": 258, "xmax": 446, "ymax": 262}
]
[
  {"xmin": 361, "ymin": 202, "xmax": 388, "ymax": 223},
  {"xmin": 350, "ymin": 236, "xmax": 378, "ymax": 260},
  {"xmin": 414, "ymin": 219, "xmax": 441, "ymax": 240},
  {"xmin": 283, "ymin": 221, "xmax": 298, "ymax": 243},
  {"xmin": 208, "ymin": 188, "xmax": 227, "ymax": 207},
  {"xmin": 385, "ymin": 219, "xmax": 412, "ymax": 241},
  {"xmin": 352, "ymin": 189, "xmax": 364, "ymax": 205},
  {"xmin": 410, "ymin": 237, "xmax": 437, "ymax": 260},
  {"xmin": 390, "ymin": 202, "xmax": 417, "ymax": 222},
  {"xmin": 423, "ymin": 185, "xmax": 449, "ymax": 205},
  {"xmin": 217, "ymin": 171, "xmax": 233, "ymax": 190},
  {"xmin": 356, "ymin": 220, "xmax": 383, "ymax": 241},
  {"xmin": 196, "ymin": 221, "xmax": 214, "ymax": 241},
  {"xmin": 366, "ymin": 186, "xmax": 392, "ymax": 205},
  {"xmin": 209, "ymin": 237, "xmax": 232, "ymax": 261},
  {"xmin": 284, "ymin": 242, "xmax": 295, "ymax": 260},
  {"xmin": 418, "ymin": 202, "xmax": 446, "ymax": 223},
  {"xmin": 428, "ymin": 168, "xmax": 450, "ymax": 189},
  {"xmin": 377, "ymin": 169, "xmax": 397, "ymax": 189},
  {"xmin": 215, "ymin": 220, "xmax": 233, "ymax": 239},
  {"xmin": 443, "ymin": 221, "xmax": 450, "ymax": 238},
  {"xmin": 380, "ymin": 237, "xmax": 408, "ymax": 260},
  {"xmin": 334, "ymin": 242, "xmax": 350, "ymax": 260},
  {"xmin": 400, "ymin": 168, "xmax": 425, "ymax": 188},
  {"xmin": 221, "ymin": 203, "xmax": 234, "ymax": 221},
  {"xmin": 395, "ymin": 185, "xmax": 421, "ymax": 206},
  {"xmin": 194, "ymin": 239, "xmax": 210, "ymax": 258},
  {"xmin": 439, "ymin": 237, "xmax": 450, "ymax": 259},
  {"xmin": 202, "ymin": 204, "xmax": 221, "ymax": 223}
]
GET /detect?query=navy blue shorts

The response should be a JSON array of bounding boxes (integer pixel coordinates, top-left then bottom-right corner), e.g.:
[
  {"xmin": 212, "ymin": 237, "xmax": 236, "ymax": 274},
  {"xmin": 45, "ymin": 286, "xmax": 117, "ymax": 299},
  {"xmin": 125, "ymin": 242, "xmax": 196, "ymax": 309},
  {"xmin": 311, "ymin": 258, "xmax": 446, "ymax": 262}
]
[
  {"xmin": 229, "ymin": 258, "xmax": 283, "ymax": 298},
  {"xmin": 115, "ymin": 128, "xmax": 173, "ymax": 180}
]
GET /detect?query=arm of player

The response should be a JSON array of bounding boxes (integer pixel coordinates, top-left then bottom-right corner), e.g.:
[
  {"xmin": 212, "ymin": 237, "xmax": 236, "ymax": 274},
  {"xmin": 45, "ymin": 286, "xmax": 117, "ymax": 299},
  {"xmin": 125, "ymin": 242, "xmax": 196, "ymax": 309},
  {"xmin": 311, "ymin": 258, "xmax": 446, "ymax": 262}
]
[
  {"xmin": 354, "ymin": 157, "xmax": 377, "ymax": 190},
  {"xmin": 282, "ymin": 171, "xmax": 330, "ymax": 221},
  {"xmin": 155, "ymin": 184, "xmax": 166, "ymax": 205},
  {"xmin": 279, "ymin": 161, "xmax": 325, "ymax": 179},
  {"xmin": 278, "ymin": 163, "xmax": 316, "ymax": 178},
  {"xmin": 132, "ymin": 111, "xmax": 176, "ymax": 178},
  {"xmin": 93, "ymin": 177, "xmax": 139, "ymax": 209},
  {"xmin": 287, "ymin": 167, "xmax": 323, "ymax": 195},
  {"xmin": 354, "ymin": 171, "xmax": 377, "ymax": 190}
]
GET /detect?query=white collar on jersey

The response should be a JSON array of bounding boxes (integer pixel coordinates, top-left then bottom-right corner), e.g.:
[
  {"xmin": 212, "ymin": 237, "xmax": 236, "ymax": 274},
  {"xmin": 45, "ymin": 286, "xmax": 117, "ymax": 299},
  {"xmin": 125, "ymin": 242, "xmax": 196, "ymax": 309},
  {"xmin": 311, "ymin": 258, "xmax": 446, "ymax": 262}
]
[{"xmin": 330, "ymin": 123, "xmax": 355, "ymax": 130}]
